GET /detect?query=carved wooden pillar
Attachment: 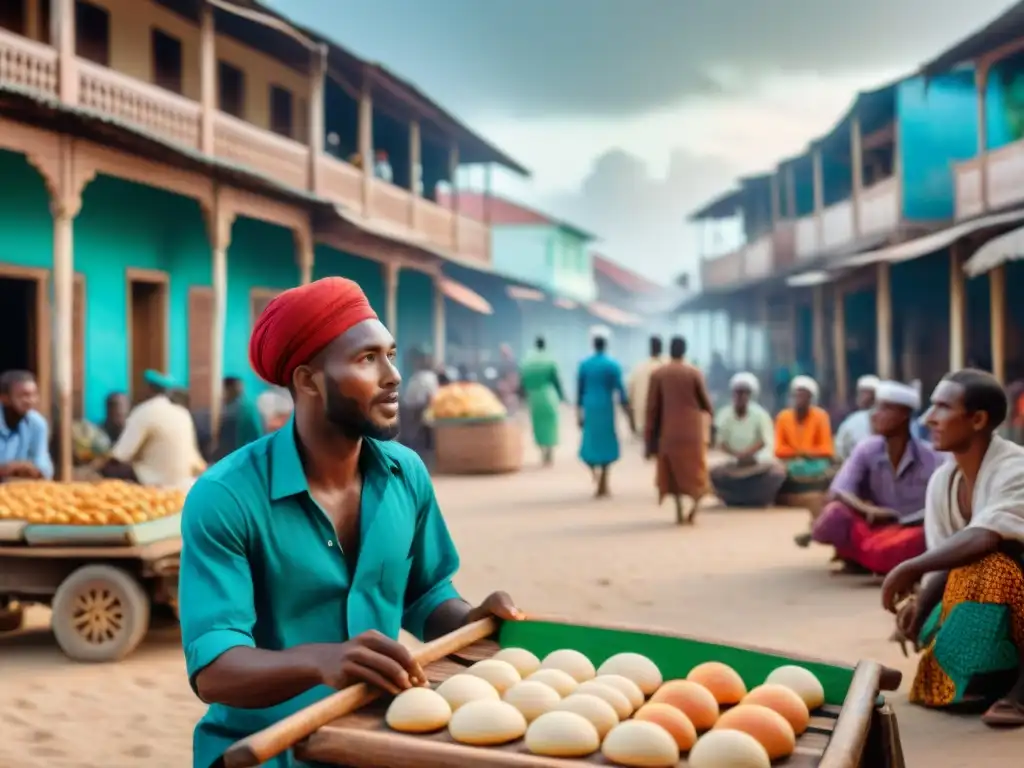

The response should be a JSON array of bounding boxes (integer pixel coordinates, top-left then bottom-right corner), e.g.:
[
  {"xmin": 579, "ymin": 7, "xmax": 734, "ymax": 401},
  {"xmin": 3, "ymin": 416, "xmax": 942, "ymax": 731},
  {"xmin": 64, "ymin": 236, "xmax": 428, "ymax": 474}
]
[
  {"xmin": 384, "ymin": 262, "xmax": 399, "ymax": 339},
  {"xmin": 358, "ymin": 73, "xmax": 373, "ymax": 214},
  {"xmin": 295, "ymin": 223, "xmax": 314, "ymax": 286},
  {"xmin": 409, "ymin": 120, "xmax": 421, "ymax": 227},
  {"xmin": 950, "ymin": 244, "xmax": 966, "ymax": 371},
  {"xmin": 53, "ymin": 0, "xmax": 78, "ymax": 104},
  {"xmin": 202, "ymin": 188, "xmax": 234, "ymax": 443},
  {"xmin": 812, "ymin": 147, "xmax": 824, "ymax": 250},
  {"xmin": 832, "ymin": 282, "xmax": 848, "ymax": 405},
  {"xmin": 433, "ymin": 273, "xmax": 446, "ymax": 364},
  {"xmin": 851, "ymin": 116, "xmax": 864, "ymax": 236},
  {"xmin": 977, "ymin": 64, "xmax": 991, "ymax": 212},
  {"xmin": 307, "ymin": 44, "xmax": 328, "ymax": 194},
  {"xmin": 876, "ymin": 262, "xmax": 893, "ymax": 379},
  {"xmin": 199, "ymin": 0, "xmax": 215, "ymax": 154},
  {"xmin": 991, "ymin": 264, "xmax": 1006, "ymax": 383}
]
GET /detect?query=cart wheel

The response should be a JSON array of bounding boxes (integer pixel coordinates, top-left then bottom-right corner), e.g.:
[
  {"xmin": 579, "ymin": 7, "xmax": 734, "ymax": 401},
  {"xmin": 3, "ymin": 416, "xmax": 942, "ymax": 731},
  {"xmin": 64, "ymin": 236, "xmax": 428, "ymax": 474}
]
[
  {"xmin": 51, "ymin": 565, "xmax": 151, "ymax": 662},
  {"xmin": 0, "ymin": 603, "xmax": 24, "ymax": 633}
]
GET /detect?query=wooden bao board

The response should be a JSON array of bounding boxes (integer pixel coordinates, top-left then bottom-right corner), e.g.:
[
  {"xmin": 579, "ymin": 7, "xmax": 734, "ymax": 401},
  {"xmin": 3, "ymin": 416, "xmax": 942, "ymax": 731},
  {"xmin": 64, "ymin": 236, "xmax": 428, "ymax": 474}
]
[{"xmin": 291, "ymin": 617, "xmax": 906, "ymax": 768}]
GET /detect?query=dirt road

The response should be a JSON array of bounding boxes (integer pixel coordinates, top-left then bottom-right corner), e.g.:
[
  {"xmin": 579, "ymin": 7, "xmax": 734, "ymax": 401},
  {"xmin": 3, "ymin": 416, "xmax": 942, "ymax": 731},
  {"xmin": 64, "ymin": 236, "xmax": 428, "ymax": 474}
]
[{"xmin": 0, "ymin": 423, "xmax": 1018, "ymax": 766}]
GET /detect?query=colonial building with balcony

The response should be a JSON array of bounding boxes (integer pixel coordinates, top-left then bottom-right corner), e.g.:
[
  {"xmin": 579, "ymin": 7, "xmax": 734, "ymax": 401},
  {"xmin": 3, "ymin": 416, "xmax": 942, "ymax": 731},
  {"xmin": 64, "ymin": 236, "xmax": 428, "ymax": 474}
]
[
  {"xmin": 681, "ymin": 5, "xmax": 1024, "ymax": 409},
  {"xmin": 0, "ymin": 0, "xmax": 526, "ymax": 478}
]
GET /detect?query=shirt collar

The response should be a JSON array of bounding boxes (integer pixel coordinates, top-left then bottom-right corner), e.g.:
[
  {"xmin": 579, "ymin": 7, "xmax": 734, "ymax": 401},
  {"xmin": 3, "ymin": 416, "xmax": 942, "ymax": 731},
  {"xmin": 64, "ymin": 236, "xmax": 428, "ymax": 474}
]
[
  {"xmin": 871, "ymin": 436, "xmax": 922, "ymax": 476},
  {"xmin": 0, "ymin": 411, "xmax": 25, "ymax": 438},
  {"xmin": 269, "ymin": 418, "xmax": 401, "ymax": 501}
]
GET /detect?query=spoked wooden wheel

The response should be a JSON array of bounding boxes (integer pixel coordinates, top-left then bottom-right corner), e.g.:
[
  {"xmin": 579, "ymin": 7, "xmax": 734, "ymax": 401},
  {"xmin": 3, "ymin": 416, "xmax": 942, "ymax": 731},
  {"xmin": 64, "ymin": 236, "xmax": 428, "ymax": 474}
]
[{"xmin": 51, "ymin": 565, "xmax": 150, "ymax": 662}]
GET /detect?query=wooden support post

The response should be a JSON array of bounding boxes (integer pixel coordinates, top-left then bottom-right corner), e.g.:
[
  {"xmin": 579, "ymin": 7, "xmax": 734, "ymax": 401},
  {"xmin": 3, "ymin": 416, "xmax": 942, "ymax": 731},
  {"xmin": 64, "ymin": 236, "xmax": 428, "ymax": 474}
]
[
  {"xmin": 851, "ymin": 115, "xmax": 864, "ymax": 237},
  {"xmin": 977, "ymin": 65, "xmax": 990, "ymax": 212},
  {"xmin": 876, "ymin": 262, "xmax": 893, "ymax": 379},
  {"xmin": 832, "ymin": 283, "xmax": 848, "ymax": 405},
  {"xmin": 408, "ymin": 120, "xmax": 421, "ymax": 227},
  {"xmin": 53, "ymin": 0, "xmax": 77, "ymax": 104},
  {"xmin": 51, "ymin": 137, "xmax": 80, "ymax": 481},
  {"xmin": 812, "ymin": 284, "xmax": 827, "ymax": 390},
  {"xmin": 812, "ymin": 148, "xmax": 824, "ymax": 251},
  {"xmin": 295, "ymin": 224, "xmax": 313, "ymax": 286},
  {"xmin": 449, "ymin": 144, "xmax": 460, "ymax": 248},
  {"xmin": 991, "ymin": 264, "xmax": 1006, "ymax": 383},
  {"xmin": 203, "ymin": 188, "xmax": 234, "ymax": 445},
  {"xmin": 433, "ymin": 274, "xmax": 446, "ymax": 364},
  {"xmin": 384, "ymin": 262, "xmax": 399, "ymax": 339},
  {"xmin": 950, "ymin": 245, "xmax": 966, "ymax": 371},
  {"xmin": 307, "ymin": 44, "xmax": 328, "ymax": 194},
  {"xmin": 769, "ymin": 173, "xmax": 780, "ymax": 225},
  {"xmin": 484, "ymin": 164, "xmax": 494, "ymax": 224},
  {"xmin": 198, "ymin": 0, "xmax": 216, "ymax": 154},
  {"xmin": 785, "ymin": 164, "xmax": 797, "ymax": 219},
  {"xmin": 358, "ymin": 73, "xmax": 373, "ymax": 214}
]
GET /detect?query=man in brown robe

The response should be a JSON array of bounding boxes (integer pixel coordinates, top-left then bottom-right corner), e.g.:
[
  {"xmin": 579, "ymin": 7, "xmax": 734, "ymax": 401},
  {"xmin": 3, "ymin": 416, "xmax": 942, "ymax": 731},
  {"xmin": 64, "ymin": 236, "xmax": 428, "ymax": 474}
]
[{"xmin": 645, "ymin": 336, "xmax": 714, "ymax": 524}]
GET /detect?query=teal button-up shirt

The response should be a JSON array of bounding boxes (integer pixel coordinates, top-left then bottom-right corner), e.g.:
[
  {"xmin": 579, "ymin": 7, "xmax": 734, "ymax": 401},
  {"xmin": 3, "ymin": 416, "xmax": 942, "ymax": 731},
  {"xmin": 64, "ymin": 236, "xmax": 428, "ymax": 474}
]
[{"xmin": 178, "ymin": 421, "xmax": 462, "ymax": 768}]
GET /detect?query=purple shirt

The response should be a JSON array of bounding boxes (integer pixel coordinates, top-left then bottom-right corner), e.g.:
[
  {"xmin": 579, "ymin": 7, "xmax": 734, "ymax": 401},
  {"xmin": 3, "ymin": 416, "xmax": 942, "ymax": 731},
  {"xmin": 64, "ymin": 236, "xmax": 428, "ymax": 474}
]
[{"xmin": 829, "ymin": 435, "xmax": 944, "ymax": 521}]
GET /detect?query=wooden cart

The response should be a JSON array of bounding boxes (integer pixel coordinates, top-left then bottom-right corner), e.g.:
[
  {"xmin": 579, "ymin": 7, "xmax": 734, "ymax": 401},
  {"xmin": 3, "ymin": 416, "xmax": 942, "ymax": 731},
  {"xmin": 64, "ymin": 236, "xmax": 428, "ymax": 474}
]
[
  {"xmin": 0, "ymin": 514, "xmax": 181, "ymax": 662},
  {"xmin": 227, "ymin": 617, "xmax": 907, "ymax": 768}
]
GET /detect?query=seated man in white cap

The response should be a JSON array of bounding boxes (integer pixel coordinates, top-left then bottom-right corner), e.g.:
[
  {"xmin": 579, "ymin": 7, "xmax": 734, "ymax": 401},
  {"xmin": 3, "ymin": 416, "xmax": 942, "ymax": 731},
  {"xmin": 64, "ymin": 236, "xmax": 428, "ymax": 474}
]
[
  {"xmin": 811, "ymin": 380, "xmax": 943, "ymax": 574},
  {"xmin": 834, "ymin": 375, "xmax": 880, "ymax": 460},
  {"xmin": 710, "ymin": 372, "xmax": 786, "ymax": 507}
]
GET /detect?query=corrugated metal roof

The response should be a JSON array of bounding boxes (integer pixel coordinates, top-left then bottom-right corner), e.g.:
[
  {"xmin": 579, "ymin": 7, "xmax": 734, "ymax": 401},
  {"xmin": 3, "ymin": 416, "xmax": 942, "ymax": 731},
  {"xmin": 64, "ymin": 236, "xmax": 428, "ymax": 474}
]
[{"xmin": 920, "ymin": 0, "xmax": 1024, "ymax": 76}]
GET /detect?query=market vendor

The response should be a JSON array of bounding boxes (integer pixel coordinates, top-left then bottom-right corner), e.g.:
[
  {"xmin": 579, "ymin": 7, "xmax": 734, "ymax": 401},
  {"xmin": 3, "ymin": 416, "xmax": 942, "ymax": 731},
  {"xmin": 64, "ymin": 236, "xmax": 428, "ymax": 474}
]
[
  {"xmin": 100, "ymin": 370, "xmax": 206, "ymax": 489},
  {"xmin": 812, "ymin": 381, "xmax": 942, "ymax": 575},
  {"xmin": 178, "ymin": 277, "xmax": 521, "ymax": 768},
  {"xmin": 882, "ymin": 370, "xmax": 1024, "ymax": 727},
  {"xmin": 0, "ymin": 370, "xmax": 53, "ymax": 481}
]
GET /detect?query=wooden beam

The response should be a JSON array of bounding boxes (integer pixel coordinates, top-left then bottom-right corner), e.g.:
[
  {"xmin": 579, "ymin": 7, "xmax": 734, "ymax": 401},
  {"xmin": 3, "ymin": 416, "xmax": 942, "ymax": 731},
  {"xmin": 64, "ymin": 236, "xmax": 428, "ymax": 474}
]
[
  {"xmin": 950, "ymin": 244, "xmax": 966, "ymax": 371},
  {"xmin": 876, "ymin": 262, "xmax": 893, "ymax": 379},
  {"xmin": 991, "ymin": 263, "xmax": 1006, "ymax": 383}
]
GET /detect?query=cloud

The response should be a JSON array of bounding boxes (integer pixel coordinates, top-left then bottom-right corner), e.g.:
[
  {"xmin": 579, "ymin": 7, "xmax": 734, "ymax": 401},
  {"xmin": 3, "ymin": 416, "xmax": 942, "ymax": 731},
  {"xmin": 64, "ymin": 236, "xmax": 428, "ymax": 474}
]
[
  {"xmin": 538, "ymin": 148, "xmax": 740, "ymax": 282},
  {"xmin": 271, "ymin": 0, "xmax": 1009, "ymax": 118}
]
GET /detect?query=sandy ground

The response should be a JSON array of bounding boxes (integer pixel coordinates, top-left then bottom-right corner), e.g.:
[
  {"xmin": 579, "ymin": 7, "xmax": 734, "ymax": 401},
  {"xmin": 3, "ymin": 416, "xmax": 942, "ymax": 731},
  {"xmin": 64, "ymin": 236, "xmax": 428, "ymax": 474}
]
[{"xmin": 1, "ymin": 413, "xmax": 1021, "ymax": 766}]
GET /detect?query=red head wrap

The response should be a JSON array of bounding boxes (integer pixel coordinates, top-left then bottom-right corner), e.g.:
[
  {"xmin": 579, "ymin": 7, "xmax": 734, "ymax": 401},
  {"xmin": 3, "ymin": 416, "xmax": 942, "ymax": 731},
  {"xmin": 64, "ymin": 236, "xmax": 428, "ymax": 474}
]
[{"xmin": 249, "ymin": 277, "xmax": 379, "ymax": 387}]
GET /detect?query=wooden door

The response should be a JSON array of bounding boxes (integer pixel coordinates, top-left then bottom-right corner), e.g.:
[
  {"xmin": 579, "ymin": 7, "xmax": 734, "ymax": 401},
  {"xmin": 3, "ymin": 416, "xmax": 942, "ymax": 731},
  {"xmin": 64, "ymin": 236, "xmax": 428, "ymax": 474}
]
[
  {"xmin": 188, "ymin": 286, "xmax": 214, "ymax": 410},
  {"xmin": 126, "ymin": 269, "xmax": 169, "ymax": 403},
  {"xmin": 72, "ymin": 275, "xmax": 85, "ymax": 419}
]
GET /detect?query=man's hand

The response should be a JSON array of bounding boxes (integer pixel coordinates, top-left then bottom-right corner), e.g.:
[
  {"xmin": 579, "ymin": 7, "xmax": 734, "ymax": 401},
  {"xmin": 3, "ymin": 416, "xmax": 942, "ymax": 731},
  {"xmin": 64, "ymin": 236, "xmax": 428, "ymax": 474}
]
[
  {"xmin": 881, "ymin": 562, "xmax": 921, "ymax": 613},
  {"xmin": 309, "ymin": 630, "xmax": 427, "ymax": 695},
  {"xmin": 1, "ymin": 462, "xmax": 41, "ymax": 479},
  {"xmin": 464, "ymin": 591, "xmax": 523, "ymax": 625}
]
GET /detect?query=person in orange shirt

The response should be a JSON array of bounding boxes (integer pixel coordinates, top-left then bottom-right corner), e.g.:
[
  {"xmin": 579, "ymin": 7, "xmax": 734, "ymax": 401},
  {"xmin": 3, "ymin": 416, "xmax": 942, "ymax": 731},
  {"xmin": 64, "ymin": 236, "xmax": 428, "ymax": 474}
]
[{"xmin": 774, "ymin": 376, "xmax": 838, "ymax": 545}]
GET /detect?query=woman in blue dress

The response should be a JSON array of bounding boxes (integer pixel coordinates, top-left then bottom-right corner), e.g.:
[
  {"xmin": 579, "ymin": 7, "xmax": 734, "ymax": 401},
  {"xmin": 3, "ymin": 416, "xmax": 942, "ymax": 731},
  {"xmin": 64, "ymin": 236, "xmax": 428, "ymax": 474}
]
[{"xmin": 577, "ymin": 328, "xmax": 634, "ymax": 497}]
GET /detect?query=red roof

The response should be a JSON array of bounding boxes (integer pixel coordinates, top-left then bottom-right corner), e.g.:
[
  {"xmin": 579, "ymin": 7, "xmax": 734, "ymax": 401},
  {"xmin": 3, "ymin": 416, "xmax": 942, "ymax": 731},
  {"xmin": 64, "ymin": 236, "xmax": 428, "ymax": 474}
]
[
  {"xmin": 436, "ymin": 191, "xmax": 595, "ymax": 239},
  {"xmin": 593, "ymin": 254, "xmax": 662, "ymax": 294}
]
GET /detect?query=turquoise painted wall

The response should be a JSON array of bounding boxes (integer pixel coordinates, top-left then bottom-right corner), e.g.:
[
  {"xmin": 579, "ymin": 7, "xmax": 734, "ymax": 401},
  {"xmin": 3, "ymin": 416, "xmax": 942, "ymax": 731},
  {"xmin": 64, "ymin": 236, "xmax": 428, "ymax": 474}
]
[
  {"xmin": 0, "ymin": 151, "xmax": 53, "ymax": 270},
  {"xmin": 224, "ymin": 217, "xmax": 300, "ymax": 395},
  {"xmin": 396, "ymin": 268, "xmax": 434, "ymax": 377},
  {"xmin": 550, "ymin": 227, "xmax": 596, "ymax": 302},
  {"xmin": 821, "ymin": 153, "xmax": 852, "ymax": 207},
  {"xmin": 986, "ymin": 53, "xmax": 1024, "ymax": 150},
  {"xmin": 793, "ymin": 156, "xmax": 815, "ymax": 216},
  {"xmin": 312, "ymin": 245, "xmax": 386, "ymax": 317},
  {"xmin": 899, "ymin": 72, "xmax": 978, "ymax": 221},
  {"xmin": 76, "ymin": 175, "xmax": 210, "ymax": 422},
  {"xmin": 491, "ymin": 224, "xmax": 553, "ymax": 289}
]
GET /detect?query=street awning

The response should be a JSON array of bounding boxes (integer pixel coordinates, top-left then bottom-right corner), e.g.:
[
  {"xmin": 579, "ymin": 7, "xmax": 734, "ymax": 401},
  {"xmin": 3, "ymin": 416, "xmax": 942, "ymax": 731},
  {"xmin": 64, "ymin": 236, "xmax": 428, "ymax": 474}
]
[
  {"xmin": 587, "ymin": 301, "xmax": 642, "ymax": 327},
  {"xmin": 965, "ymin": 223, "xmax": 1024, "ymax": 276},
  {"xmin": 506, "ymin": 285, "xmax": 545, "ymax": 301},
  {"xmin": 439, "ymin": 277, "xmax": 493, "ymax": 314},
  {"xmin": 833, "ymin": 209, "xmax": 1024, "ymax": 270}
]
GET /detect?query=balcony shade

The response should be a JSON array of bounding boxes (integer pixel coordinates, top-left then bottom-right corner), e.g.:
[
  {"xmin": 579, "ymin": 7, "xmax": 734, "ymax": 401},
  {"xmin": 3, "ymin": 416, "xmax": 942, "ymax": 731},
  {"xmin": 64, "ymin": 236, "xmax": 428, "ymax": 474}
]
[
  {"xmin": 506, "ymin": 285, "xmax": 546, "ymax": 302},
  {"xmin": 439, "ymin": 278, "xmax": 493, "ymax": 315},
  {"xmin": 965, "ymin": 222, "xmax": 1024, "ymax": 276},
  {"xmin": 587, "ymin": 301, "xmax": 642, "ymax": 327}
]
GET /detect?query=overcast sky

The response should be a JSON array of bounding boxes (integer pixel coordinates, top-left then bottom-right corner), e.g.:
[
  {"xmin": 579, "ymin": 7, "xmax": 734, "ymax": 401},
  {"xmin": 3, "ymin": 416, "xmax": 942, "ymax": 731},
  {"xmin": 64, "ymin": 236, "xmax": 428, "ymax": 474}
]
[{"xmin": 271, "ymin": 0, "xmax": 1008, "ymax": 283}]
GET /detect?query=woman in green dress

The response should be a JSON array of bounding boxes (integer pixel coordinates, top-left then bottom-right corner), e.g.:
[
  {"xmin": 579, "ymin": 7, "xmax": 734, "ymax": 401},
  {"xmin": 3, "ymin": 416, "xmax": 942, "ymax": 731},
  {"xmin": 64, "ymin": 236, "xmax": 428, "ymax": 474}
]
[{"xmin": 520, "ymin": 336, "xmax": 566, "ymax": 466}]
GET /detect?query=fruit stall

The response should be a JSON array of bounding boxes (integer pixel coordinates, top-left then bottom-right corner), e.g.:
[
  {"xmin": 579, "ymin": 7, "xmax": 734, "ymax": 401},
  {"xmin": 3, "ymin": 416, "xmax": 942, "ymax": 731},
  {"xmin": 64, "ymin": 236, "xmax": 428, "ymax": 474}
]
[
  {"xmin": 219, "ymin": 616, "xmax": 907, "ymax": 768},
  {"xmin": 428, "ymin": 383, "xmax": 523, "ymax": 475},
  {"xmin": 0, "ymin": 479, "xmax": 185, "ymax": 662}
]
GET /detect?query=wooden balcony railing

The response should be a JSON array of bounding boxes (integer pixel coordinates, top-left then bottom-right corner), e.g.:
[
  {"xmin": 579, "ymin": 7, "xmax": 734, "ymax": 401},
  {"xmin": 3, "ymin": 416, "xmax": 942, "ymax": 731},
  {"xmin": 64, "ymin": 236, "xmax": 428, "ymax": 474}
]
[
  {"xmin": 857, "ymin": 176, "xmax": 899, "ymax": 236},
  {"xmin": 795, "ymin": 215, "xmax": 818, "ymax": 259},
  {"xmin": 821, "ymin": 199, "xmax": 854, "ymax": 251},
  {"xmin": 954, "ymin": 139, "xmax": 1024, "ymax": 220},
  {"xmin": 0, "ymin": 29, "xmax": 490, "ymax": 266}
]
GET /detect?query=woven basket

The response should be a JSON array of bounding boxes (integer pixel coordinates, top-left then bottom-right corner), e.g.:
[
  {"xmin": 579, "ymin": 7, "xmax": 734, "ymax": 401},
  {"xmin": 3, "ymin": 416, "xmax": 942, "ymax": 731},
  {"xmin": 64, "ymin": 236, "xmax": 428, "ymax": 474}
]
[{"xmin": 433, "ymin": 417, "xmax": 523, "ymax": 475}]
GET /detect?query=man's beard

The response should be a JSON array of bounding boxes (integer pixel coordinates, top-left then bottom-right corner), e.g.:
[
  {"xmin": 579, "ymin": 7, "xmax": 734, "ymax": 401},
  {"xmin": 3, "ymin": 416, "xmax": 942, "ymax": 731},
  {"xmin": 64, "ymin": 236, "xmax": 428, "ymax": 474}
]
[{"xmin": 324, "ymin": 385, "xmax": 399, "ymax": 441}]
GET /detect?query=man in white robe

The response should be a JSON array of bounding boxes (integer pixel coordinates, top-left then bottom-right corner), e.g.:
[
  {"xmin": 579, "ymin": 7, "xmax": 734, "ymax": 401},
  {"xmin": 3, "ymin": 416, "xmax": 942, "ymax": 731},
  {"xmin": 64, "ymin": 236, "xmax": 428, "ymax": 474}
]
[{"xmin": 835, "ymin": 375, "xmax": 880, "ymax": 460}]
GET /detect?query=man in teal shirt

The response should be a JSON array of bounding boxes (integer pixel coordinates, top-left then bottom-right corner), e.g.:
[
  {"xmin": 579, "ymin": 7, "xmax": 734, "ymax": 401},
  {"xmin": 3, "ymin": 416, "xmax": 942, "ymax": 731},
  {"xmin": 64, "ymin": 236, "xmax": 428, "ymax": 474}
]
[
  {"xmin": 215, "ymin": 375, "xmax": 264, "ymax": 458},
  {"xmin": 179, "ymin": 277, "xmax": 520, "ymax": 768}
]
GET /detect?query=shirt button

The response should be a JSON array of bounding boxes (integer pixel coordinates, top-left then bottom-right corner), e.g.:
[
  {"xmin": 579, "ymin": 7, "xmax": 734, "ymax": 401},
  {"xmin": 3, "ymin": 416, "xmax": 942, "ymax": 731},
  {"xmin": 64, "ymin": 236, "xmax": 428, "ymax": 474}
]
[{"xmin": 327, "ymin": 540, "xmax": 334, "ymax": 547}]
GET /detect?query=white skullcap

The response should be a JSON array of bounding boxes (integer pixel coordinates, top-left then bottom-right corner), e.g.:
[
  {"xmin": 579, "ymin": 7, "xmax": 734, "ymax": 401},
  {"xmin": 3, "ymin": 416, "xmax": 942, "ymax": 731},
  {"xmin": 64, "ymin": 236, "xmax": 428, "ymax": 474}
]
[
  {"xmin": 790, "ymin": 375, "xmax": 819, "ymax": 399},
  {"xmin": 730, "ymin": 372, "xmax": 760, "ymax": 396},
  {"xmin": 875, "ymin": 380, "xmax": 920, "ymax": 411},
  {"xmin": 857, "ymin": 375, "xmax": 880, "ymax": 391},
  {"xmin": 590, "ymin": 324, "xmax": 611, "ymax": 341}
]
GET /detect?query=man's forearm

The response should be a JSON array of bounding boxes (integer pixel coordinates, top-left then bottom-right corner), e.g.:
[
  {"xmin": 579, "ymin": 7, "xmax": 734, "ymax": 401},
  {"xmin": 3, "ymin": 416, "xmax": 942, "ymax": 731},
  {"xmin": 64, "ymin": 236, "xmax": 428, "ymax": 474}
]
[
  {"xmin": 908, "ymin": 528, "xmax": 1001, "ymax": 577},
  {"xmin": 424, "ymin": 597, "xmax": 473, "ymax": 642},
  {"xmin": 194, "ymin": 645, "xmax": 325, "ymax": 709}
]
